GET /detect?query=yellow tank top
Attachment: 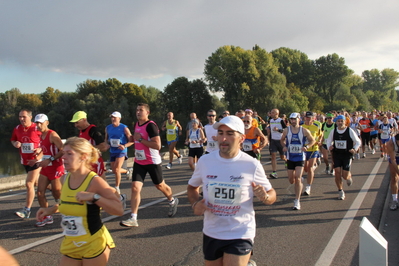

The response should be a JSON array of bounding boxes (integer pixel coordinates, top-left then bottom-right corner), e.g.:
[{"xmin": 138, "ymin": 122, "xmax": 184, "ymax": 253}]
[
  {"xmin": 165, "ymin": 120, "xmax": 178, "ymax": 142},
  {"xmin": 302, "ymin": 123, "xmax": 322, "ymax": 152},
  {"xmin": 59, "ymin": 171, "xmax": 103, "ymax": 237}
]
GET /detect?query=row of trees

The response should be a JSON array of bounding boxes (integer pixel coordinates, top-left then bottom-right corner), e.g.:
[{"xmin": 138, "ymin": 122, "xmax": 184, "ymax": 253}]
[{"xmin": 1, "ymin": 45, "xmax": 398, "ymax": 144}]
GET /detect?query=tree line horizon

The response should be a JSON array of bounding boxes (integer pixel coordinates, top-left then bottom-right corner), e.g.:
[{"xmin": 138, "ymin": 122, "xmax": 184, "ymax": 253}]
[{"xmin": 1, "ymin": 45, "xmax": 398, "ymax": 144}]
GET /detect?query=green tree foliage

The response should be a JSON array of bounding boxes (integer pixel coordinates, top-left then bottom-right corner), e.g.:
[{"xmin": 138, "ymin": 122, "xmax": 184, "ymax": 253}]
[
  {"xmin": 161, "ymin": 77, "xmax": 213, "ymax": 125},
  {"xmin": 40, "ymin": 87, "xmax": 62, "ymax": 113},
  {"xmin": 313, "ymin": 53, "xmax": 353, "ymax": 104},
  {"xmin": 271, "ymin": 47, "xmax": 315, "ymax": 90},
  {"xmin": 204, "ymin": 45, "xmax": 297, "ymax": 115},
  {"xmin": 362, "ymin": 68, "xmax": 399, "ymax": 110}
]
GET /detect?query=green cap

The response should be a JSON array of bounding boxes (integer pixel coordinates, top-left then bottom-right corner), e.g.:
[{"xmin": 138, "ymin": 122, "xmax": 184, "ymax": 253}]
[
  {"xmin": 70, "ymin": 111, "xmax": 87, "ymax": 122},
  {"xmin": 326, "ymin": 113, "xmax": 334, "ymax": 118}
]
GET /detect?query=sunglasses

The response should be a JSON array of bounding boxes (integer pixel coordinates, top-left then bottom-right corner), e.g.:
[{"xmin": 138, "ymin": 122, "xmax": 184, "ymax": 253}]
[{"xmin": 207, "ymin": 115, "xmax": 215, "ymax": 117}]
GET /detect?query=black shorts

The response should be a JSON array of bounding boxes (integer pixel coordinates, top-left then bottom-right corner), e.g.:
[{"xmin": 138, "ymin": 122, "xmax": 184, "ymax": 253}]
[
  {"xmin": 286, "ymin": 160, "xmax": 305, "ymax": 170},
  {"xmin": 132, "ymin": 162, "xmax": 163, "ymax": 185},
  {"xmin": 188, "ymin": 147, "xmax": 204, "ymax": 159},
  {"xmin": 333, "ymin": 154, "xmax": 352, "ymax": 171},
  {"xmin": 269, "ymin": 139, "xmax": 284, "ymax": 155},
  {"xmin": 243, "ymin": 150, "xmax": 257, "ymax": 159},
  {"xmin": 23, "ymin": 164, "xmax": 40, "ymax": 173},
  {"xmin": 203, "ymin": 234, "xmax": 253, "ymax": 261},
  {"xmin": 361, "ymin": 132, "xmax": 371, "ymax": 145}
]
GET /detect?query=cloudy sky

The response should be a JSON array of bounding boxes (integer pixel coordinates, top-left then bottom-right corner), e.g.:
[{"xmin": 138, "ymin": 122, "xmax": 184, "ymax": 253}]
[{"xmin": 1, "ymin": 1, "xmax": 398, "ymax": 94}]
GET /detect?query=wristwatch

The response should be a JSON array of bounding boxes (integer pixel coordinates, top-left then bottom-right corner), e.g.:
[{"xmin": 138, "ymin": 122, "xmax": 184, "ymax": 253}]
[
  {"xmin": 138, "ymin": 138, "xmax": 143, "ymax": 143},
  {"xmin": 92, "ymin": 194, "xmax": 101, "ymax": 203},
  {"xmin": 49, "ymin": 156, "xmax": 55, "ymax": 162}
]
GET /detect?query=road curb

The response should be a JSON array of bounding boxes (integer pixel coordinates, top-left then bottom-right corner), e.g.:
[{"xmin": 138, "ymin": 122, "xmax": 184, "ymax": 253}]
[{"xmin": 0, "ymin": 149, "xmax": 189, "ymax": 191}]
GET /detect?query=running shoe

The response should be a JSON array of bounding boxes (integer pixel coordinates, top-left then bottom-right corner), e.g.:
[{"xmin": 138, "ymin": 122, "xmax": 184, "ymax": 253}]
[
  {"xmin": 338, "ymin": 190, "xmax": 345, "ymax": 200},
  {"xmin": 380, "ymin": 153, "xmax": 384, "ymax": 158},
  {"xmin": 178, "ymin": 155, "xmax": 183, "ymax": 164},
  {"xmin": 330, "ymin": 169, "xmax": 335, "ymax": 175},
  {"xmin": 355, "ymin": 153, "xmax": 360, "ymax": 160},
  {"xmin": 325, "ymin": 165, "xmax": 330, "ymax": 174},
  {"xmin": 248, "ymin": 259, "xmax": 257, "ymax": 266},
  {"xmin": 362, "ymin": 153, "xmax": 366, "ymax": 158},
  {"xmin": 292, "ymin": 199, "xmax": 301, "ymax": 210},
  {"xmin": 390, "ymin": 201, "xmax": 398, "ymax": 211},
  {"xmin": 269, "ymin": 172, "xmax": 278, "ymax": 179},
  {"xmin": 15, "ymin": 208, "xmax": 30, "ymax": 219},
  {"xmin": 371, "ymin": 148, "xmax": 376, "ymax": 155},
  {"xmin": 165, "ymin": 163, "xmax": 172, "ymax": 169},
  {"xmin": 168, "ymin": 197, "xmax": 179, "ymax": 217},
  {"xmin": 120, "ymin": 194, "xmax": 127, "ymax": 210},
  {"xmin": 384, "ymin": 155, "xmax": 388, "ymax": 161},
  {"xmin": 316, "ymin": 157, "xmax": 321, "ymax": 166},
  {"xmin": 347, "ymin": 178, "xmax": 353, "ymax": 186},
  {"xmin": 126, "ymin": 168, "xmax": 133, "ymax": 180},
  {"xmin": 36, "ymin": 215, "xmax": 53, "ymax": 227},
  {"xmin": 303, "ymin": 185, "xmax": 311, "ymax": 196},
  {"xmin": 120, "ymin": 217, "xmax": 139, "ymax": 227}
]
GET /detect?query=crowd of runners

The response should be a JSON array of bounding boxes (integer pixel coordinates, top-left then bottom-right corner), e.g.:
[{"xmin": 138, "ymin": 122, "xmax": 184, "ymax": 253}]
[{"xmin": 8, "ymin": 105, "xmax": 399, "ymax": 265}]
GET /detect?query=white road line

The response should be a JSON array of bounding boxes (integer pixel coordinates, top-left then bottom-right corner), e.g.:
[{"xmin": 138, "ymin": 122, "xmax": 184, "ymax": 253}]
[
  {"xmin": 9, "ymin": 190, "xmax": 188, "ymax": 255},
  {"xmin": 0, "ymin": 192, "xmax": 26, "ymax": 199},
  {"xmin": 315, "ymin": 158, "xmax": 383, "ymax": 266}
]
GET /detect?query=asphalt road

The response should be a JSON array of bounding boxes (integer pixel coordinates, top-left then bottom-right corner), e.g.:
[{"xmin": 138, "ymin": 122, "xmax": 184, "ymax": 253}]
[{"xmin": 0, "ymin": 149, "xmax": 392, "ymax": 266}]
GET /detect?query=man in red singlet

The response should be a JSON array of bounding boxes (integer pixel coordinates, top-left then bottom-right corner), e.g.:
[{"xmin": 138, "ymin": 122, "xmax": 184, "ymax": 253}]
[{"xmin": 11, "ymin": 109, "xmax": 42, "ymax": 219}]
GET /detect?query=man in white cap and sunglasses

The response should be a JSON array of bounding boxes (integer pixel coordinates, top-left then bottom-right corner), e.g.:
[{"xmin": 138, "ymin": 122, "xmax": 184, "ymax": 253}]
[
  {"xmin": 187, "ymin": 115, "xmax": 276, "ymax": 266},
  {"xmin": 281, "ymin": 112, "xmax": 315, "ymax": 210}
]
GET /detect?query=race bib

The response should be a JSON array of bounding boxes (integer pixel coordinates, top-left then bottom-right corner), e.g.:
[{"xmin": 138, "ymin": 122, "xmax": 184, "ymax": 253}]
[
  {"xmin": 207, "ymin": 140, "xmax": 217, "ymax": 149},
  {"xmin": 207, "ymin": 182, "xmax": 242, "ymax": 216},
  {"xmin": 135, "ymin": 150, "xmax": 147, "ymax": 160},
  {"xmin": 361, "ymin": 124, "xmax": 367, "ymax": 129},
  {"xmin": 289, "ymin": 144, "xmax": 302, "ymax": 153},
  {"xmin": 110, "ymin": 138, "xmax": 120, "ymax": 147},
  {"xmin": 21, "ymin": 143, "xmax": 34, "ymax": 154},
  {"xmin": 42, "ymin": 155, "xmax": 52, "ymax": 166},
  {"xmin": 381, "ymin": 131, "xmax": 390, "ymax": 139},
  {"xmin": 167, "ymin": 129, "xmax": 175, "ymax": 135},
  {"xmin": 242, "ymin": 140, "xmax": 252, "ymax": 151},
  {"xmin": 335, "ymin": 140, "xmax": 347, "ymax": 149},
  {"xmin": 61, "ymin": 216, "xmax": 87, "ymax": 236}
]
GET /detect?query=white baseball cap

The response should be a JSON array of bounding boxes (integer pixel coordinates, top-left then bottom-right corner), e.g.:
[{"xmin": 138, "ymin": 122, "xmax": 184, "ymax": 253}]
[
  {"xmin": 289, "ymin": 112, "xmax": 300, "ymax": 119},
  {"xmin": 110, "ymin": 111, "xmax": 122, "ymax": 118},
  {"xmin": 213, "ymin": 115, "xmax": 245, "ymax": 135},
  {"xmin": 34, "ymin": 114, "xmax": 49, "ymax": 123}
]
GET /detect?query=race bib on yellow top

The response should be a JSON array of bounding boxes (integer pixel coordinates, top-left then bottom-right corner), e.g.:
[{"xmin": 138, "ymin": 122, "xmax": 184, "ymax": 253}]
[
  {"xmin": 289, "ymin": 144, "xmax": 302, "ymax": 153},
  {"xmin": 110, "ymin": 139, "xmax": 120, "ymax": 147},
  {"xmin": 21, "ymin": 143, "xmax": 34, "ymax": 154},
  {"xmin": 207, "ymin": 182, "xmax": 242, "ymax": 216},
  {"xmin": 61, "ymin": 216, "xmax": 87, "ymax": 237},
  {"xmin": 167, "ymin": 129, "xmax": 175, "ymax": 135},
  {"xmin": 135, "ymin": 150, "xmax": 147, "ymax": 160}
]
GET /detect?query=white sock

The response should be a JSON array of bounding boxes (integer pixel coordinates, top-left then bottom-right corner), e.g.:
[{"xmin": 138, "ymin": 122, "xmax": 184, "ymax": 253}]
[
  {"xmin": 131, "ymin": 213, "xmax": 137, "ymax": 220},
  {"xmin": 169, "ymin": 198, "xmax": 175, "ymax": 205},
  {"xmin": 392, "ymin": 194, "xmax": 398, "ymax": 202}
]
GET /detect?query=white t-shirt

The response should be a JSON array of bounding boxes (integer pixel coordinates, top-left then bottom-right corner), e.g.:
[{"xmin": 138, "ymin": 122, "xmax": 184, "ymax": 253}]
[
  {"xmin": 204, "ymin": 124, "xmax": 219, "ymax": 153},
  {"xmin": 188, "ymin": 151, "xmax": 272, "ymax": 241}
]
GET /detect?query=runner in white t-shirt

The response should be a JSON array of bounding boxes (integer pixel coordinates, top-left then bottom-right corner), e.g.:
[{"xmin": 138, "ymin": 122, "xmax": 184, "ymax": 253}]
[
  {"xmin": 187, "ymin": 115, "xmax": 276, "ymax": 266},
  {"xmin": 204, "ymin": 109, "xmax": 219, "ymax": 154}
]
